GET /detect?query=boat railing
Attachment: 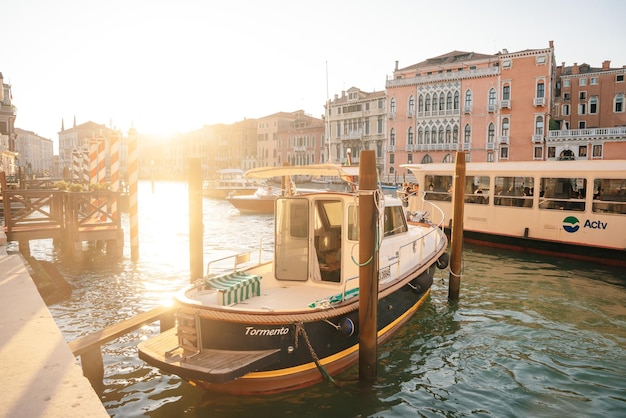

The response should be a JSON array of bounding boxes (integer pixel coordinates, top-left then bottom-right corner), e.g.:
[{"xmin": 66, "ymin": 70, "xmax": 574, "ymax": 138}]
[{"xmin": 205, "ymin": 236, "xmax": 269, "ymax": 277}]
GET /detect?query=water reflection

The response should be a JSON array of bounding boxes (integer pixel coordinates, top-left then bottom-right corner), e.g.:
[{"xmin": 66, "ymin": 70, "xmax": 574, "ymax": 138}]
[{"xmin": 19, "ymin": 181, "xmax": 624, "ymax": 417}]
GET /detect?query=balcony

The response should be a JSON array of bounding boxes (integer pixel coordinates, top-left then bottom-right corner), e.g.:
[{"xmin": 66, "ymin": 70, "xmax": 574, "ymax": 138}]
[
  {"xmin": 534, "ymin": 97, "xmax": 545, "ymax": 107},
  {"xmin": 387, "ymin": 145, "xmax": 396, "ymax": 152},
  {"xmin": 407, "ymin": 110, "xmax": 414, "ymax": 118},
  {"xmin": 499, "ymin": 136, "xmax": 509, "ymax": 144},
  {"xmin": 406, "ymin": 144, "xmax": 414, "ymax": 152},
  {"xmin": 388, "ymin": 112, "xmax": 396, "ymax": 119},
  {"xmin": 500, "ymin": 100, "xmax": 510, "ymax": 109},
  {"xmin": 463, "ymin": 105, "xmax": 472, "ymax": 114},
  {"xmin": 532, "ymin": 135, "xmax": 543, "ymax": 143},
  {"xmin": 486, "ymin": 142, "xmax": 495, "ymax": 150},
  {"xmin": 487, "ymin": 104, "xmax": 496, "ymax": 113},
  {"xmin": 546, "ymin": 126, "xmax": 626, "ymax": 142},
  {"xmin": 462, "ymin": 143, "xmax": 471, "ymax": 151}
]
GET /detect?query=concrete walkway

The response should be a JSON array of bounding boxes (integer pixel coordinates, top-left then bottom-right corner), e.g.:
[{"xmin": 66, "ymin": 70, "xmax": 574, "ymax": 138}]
[{"xmin": 0, "ymin": 231, "xmax": 109, "ymax": 418}]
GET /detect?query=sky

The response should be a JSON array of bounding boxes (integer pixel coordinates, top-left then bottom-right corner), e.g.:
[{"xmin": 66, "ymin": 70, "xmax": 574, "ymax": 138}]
[{"xmin": 3, "ymin": 0, "xmax": 625, "ymax": 151}]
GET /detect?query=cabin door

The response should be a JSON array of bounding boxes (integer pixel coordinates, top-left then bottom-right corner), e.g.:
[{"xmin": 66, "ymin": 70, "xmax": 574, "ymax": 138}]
[{"xmin": 275, "ymin": 198, "xmax": 309, "ymax": 281}]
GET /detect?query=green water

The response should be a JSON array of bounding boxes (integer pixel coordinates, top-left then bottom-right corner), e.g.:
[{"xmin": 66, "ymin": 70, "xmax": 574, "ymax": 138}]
[{"xmin": 38, "ymin": 181, "xmax": 625, "ymax": 417}]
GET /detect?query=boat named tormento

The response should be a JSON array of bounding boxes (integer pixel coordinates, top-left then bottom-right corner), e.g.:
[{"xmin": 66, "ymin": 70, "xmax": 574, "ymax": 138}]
[{"xmin": 139, "ymin": 164, "xmax": 449, "ymax": 394}]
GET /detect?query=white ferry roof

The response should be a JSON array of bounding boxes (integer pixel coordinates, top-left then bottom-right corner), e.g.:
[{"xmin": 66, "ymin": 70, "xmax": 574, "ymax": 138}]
[
  {"xmin": 402, "ymin": 160, "xmax": 626, "ymax": 175},
  {"xmin": 245, "ymin": 164, "xmax": 360, "ymax": 180}
]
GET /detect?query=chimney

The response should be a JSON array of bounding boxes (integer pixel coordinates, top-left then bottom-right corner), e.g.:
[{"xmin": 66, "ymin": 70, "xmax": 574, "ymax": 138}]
[
  {"xmin": 572, "ymin": 63, "xmax": 579, "ymax": 75},
  {"xmin": 602, "ymin": 60, "xmax": 611, "ymax": 70},
  {"xmin": 395, "ymin": 60, "xmax": 399, "ymax": 71},
  {"xmin": 549, "ymin": 40, "xmax": 554, "ymax": 48}
]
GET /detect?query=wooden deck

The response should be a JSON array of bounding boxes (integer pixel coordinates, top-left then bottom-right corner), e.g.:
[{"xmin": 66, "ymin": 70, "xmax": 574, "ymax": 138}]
[{"xmin": 138, "ymin": 328, "xmax": 281, "ymax": 384}]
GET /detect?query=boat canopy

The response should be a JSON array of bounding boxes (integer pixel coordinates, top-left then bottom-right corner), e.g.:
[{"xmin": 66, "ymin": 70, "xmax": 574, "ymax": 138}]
[{"xmin": 245, "ymin": 164, "xmax": 360, "ymax": 181}]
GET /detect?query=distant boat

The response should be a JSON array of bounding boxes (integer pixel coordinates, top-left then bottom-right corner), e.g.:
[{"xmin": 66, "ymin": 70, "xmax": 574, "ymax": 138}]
[
  {"xmin": 138, "ymin": 163, "xmax": 449, "ymax": 394},
  {"xmin": 203, "ymin": 169, "xmax": 258, "ymax": 199},
  {"xmin": 226, "ymin": 184, "xmax": 280, "ymax": 214},
  {"xmin": 404, "ymin": 159, "xmax": 626, "ymax": 267}
]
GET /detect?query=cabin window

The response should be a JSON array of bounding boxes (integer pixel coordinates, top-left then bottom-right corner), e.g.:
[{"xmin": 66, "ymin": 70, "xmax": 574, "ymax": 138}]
[
  {"xmin": 538, "ymin": 177, "xmax": 587, "ymax": 211},
  {"xmin": 275, "ymin": 198, "xmax": 310, "ymax": 281},
  {"xmin": 424, "ymin": 175, "xmax": 452, "ymax": 201},
  {"xmin": 592, "ymin": 178, "xmax": 626, "ymax": 214},
  {"xmin": 464, "ymin": 176, "xmax": 490, "ymax": 205},
  {"xmin": 384, "ymin": 206, "xmax": 408, "ymax": 237},
  {"xmin": 494, "ymin": 176, "xmax": 534, "ymax": 207},
  {"xmin": 347, "ymin": 205, "xmax": 358, "ymax": 241},
  {"xmin": 313, "ymin": 199, "xmax": 344, "ymax": 283}
]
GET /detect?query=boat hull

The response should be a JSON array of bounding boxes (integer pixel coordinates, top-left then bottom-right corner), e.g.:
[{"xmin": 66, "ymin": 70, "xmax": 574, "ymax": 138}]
[
  {"xmin": 454, "ymin": 227, "xmax": 626, "ymax": 267},
  {"xmin": 226, "ymin": 195, "xmax": 276, "ymax": 214},
  {"xmin": 138, "ymin": 265, "xmax": 436, "ymax": 394},
  {"xmin": 203, "ymin": 188, "xmax": 257, "ymax": 199}
]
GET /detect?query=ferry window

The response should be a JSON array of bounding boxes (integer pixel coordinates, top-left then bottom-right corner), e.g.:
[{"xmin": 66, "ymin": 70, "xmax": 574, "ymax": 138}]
[
  {"xmin": 495, "ymin": 176, "xmax": 534, "ymax": 207},
  {"xmin": 464, "ymin": 176, "xmax": 490, "ymax": 205},
  {"xmin": 593, "ymin": 178, "xmax": 626, "ymax": 214},
  {"xmin": 538, "ymin": 177, "xmax": 587, "ymax": 211},
  {"xmin": 384, "ymin": 206, "xmax": 407, "ymax": 237},
  {"xmin": 424, "ymin": 175, "xmax": 452, "ymax": 201}
]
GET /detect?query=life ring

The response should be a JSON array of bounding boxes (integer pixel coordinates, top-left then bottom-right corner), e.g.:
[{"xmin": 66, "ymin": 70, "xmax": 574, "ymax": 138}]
[{"xmin": 435, "ymin": 252, "xmax": 450, "ymax": 269}]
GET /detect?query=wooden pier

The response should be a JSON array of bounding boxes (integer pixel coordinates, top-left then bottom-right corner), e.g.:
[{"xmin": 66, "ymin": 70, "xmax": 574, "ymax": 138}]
[{"xmin": 1, "ymin": 174, "xmax": 124, "ymax": 262}]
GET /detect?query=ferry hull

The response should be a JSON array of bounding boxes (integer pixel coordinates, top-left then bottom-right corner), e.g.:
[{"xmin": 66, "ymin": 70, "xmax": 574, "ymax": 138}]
[{"xmin": 450, "ymin": 228, "xmax": 626, "ymax": 267}]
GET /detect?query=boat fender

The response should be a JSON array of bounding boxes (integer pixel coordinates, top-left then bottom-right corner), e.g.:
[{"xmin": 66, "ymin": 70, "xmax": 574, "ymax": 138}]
[
  {"xmin": 436, "ymin": 252, "xmax": 450, "ymax": 270},
  {"xmin": 339, "ymin": 317, "xmax": 355, "ymax": 337}
]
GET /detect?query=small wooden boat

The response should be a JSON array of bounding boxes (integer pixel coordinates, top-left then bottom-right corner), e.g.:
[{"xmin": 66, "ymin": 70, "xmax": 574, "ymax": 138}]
[
  {"xmin": 139, "ymin": 164, "xmax": 449, "ymax": 394},
  {"xmin": 202, "ymin": 168, "xmax": 258, "ymax": 199}
]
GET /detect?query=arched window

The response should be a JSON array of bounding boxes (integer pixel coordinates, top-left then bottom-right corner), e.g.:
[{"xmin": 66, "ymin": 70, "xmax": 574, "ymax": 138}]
[
  {"xmin": 502, "ymin": 117, "xmax": 510, "ymax": 136},
  {"xmin": 453, "ymin": 126, "xmax": 459, "ymax": 143},
  {"xmin": 390, "ymin": 128, "xmax": 396, "ymax": 146},
  {"xmin": 446, "ymin": 92, "xmax": 453, "ymax": 110},
  {"xmin": 408, "ymin": 96, "xmax": 415, "ymax": 113},
  {"xmin": 439, "ymin": 92, "xmax": 445, "ymax": 111},
  {"xmin": 454, "ymin": 92, "xmax": 460, "ymax": 110},
  {"xmin": 432, "ymin": 95, "xmax": 438, "ymax": 113},
  {"xmin": 418, "ymin": 94, "xmax": 424, "ymax": 112},
  {"xmin": 425, "ymin": 127, "xmax": 431, "ymax": 144},
  {"xmin": 438, "ymin": 126, "xmax": 444, "ymax": 143},
  {"xmin": 390, "ymin": 98, "xmax": 396, "ymax": 114},
  {"xmin": 445, "ymin": 126, "xmax": 451, "ymax": 143},
  {"xmin": 502, "ymin": 84, "xmax": 510, "ymax": 101},
  {"xmin": 407, "ymin": 127, "xmax": 414, "ymax": 145},
  {"xmin": 442, "ymin": 153, "xmax": 455, "ymax": 163},
  {"xmin": 418, "ymin": 127, "xmax": 424, "ymax": 144},
  {"xmin": 487, "ymin": 123, "xmax": 495, "ymax": 144},
  {"xmin": 536, "ymin": 81, "xmax": 545, "ymax": 98},
  {"xmin": 421, "ymin": 154, "xmax": 433, "ymax": 164},
  {"xmin": 464, "ymin": 124, "xmax": 471, "ymax": 143},
  {"xmin": 488, "ymin": 88, "xmax": 496, "ymax": 106},
  {"xmin": 615, "ymin": 93, "xmax": 624, "ymax": 112},
  {"xmin": 425, "ymin": 94, "xmax": 431, "ymax": 111},
  {"xmin": 463, "ymin": 91, "xmax": 472, "ymax": 113},
  {"xmin": 535, "ymin": 116, "xmax": 544, "ymax": 135}
]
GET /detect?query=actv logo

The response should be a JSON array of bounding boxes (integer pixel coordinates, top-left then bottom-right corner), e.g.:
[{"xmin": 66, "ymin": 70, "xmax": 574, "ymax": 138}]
[{"xmin": 562, "ymin": 216, "xmax": 608, "ymax": 233}]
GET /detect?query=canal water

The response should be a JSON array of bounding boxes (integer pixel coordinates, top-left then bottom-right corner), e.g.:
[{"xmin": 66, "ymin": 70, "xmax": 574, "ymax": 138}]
[{"xmin": 19, "ymin": 180, "xmax": 626, "ymax": 417}]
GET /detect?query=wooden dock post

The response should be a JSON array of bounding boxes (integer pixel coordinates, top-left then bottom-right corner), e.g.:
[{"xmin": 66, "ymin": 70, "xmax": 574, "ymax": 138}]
[
  {"xmin": 189, "ymin": 157, "xmax": 203, "ymax": 282},
  {"xmin": 358, "ymin": 150, "xmax": 379, "ymax": 382},
  {"xmin": 128, "ymin": 128, "xmax": 139, "ymax": 261},
  {"xmin": 448, "ymin": 152, "xmax": 466, "ymax": 300}
]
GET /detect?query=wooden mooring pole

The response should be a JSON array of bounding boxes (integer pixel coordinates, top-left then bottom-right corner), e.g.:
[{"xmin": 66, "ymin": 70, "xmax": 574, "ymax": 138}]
[
  {"xmin": 128, "ymin": 128, "xmax": 139, "ymax": 261},
  {"xmin": 448, "ymin": 152, "xmax": 466, "ymax": 300},
  {"xmin": 358, "ymin": 150, "xmax": 379, "ymax": 382},
  {"xmin": 189, "ymin": 157, "xmax": 203, "ymax": 282}
]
